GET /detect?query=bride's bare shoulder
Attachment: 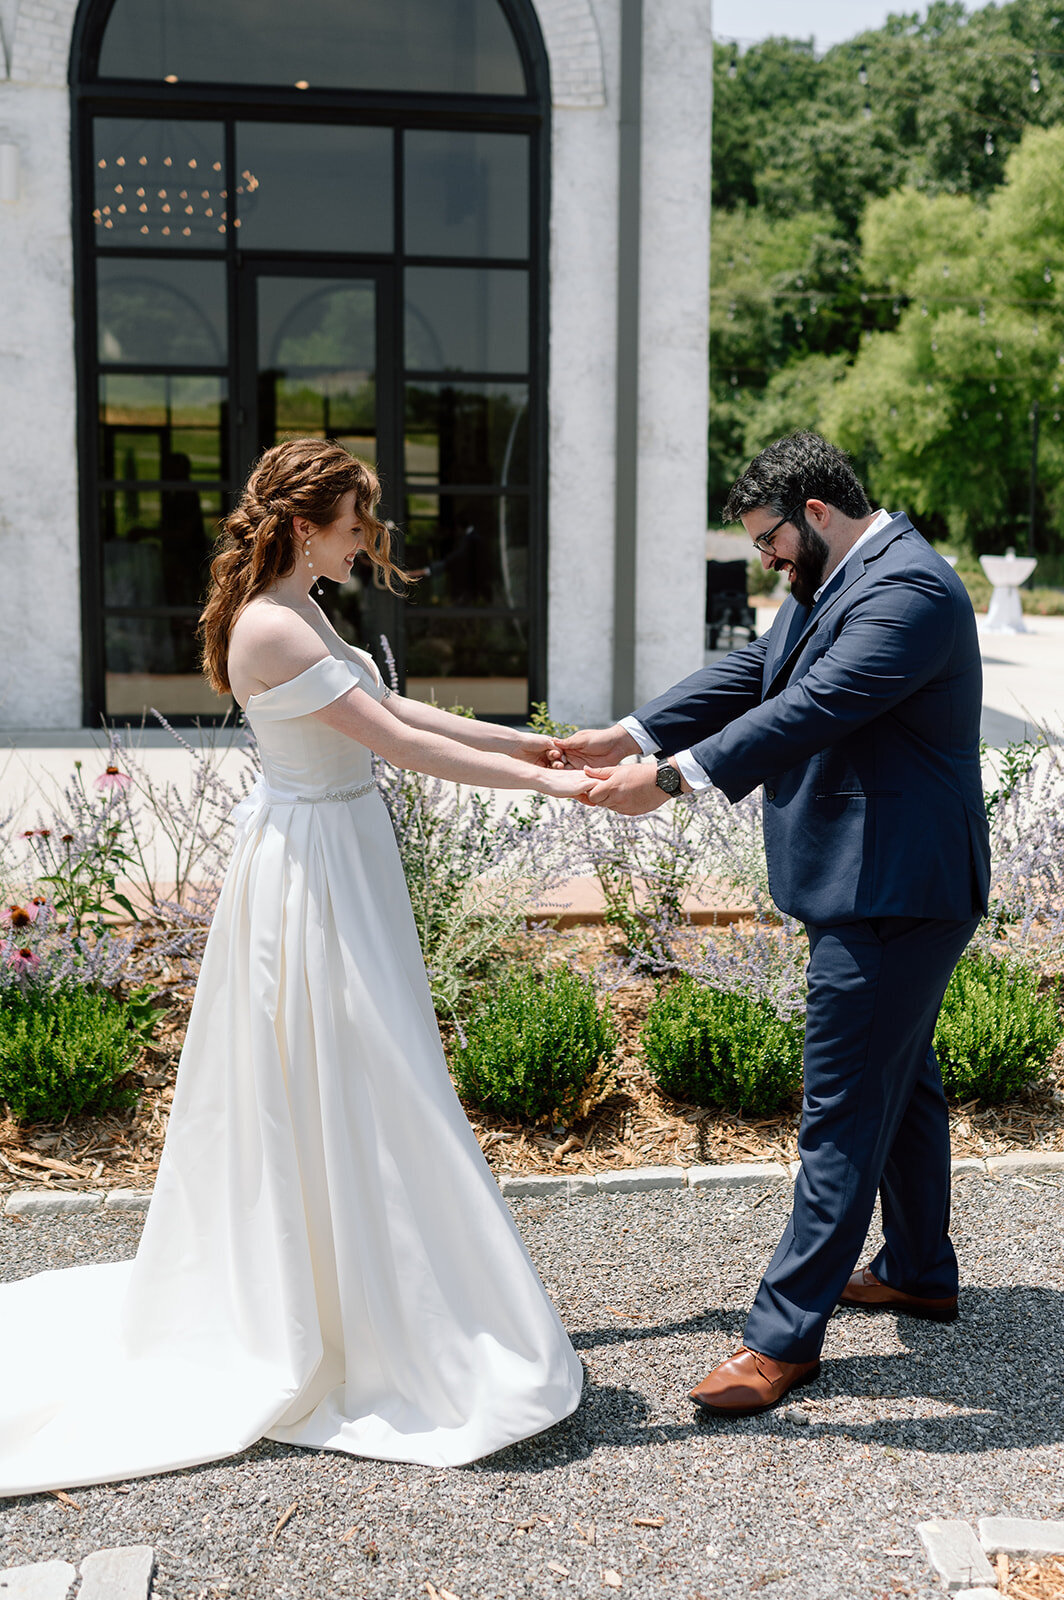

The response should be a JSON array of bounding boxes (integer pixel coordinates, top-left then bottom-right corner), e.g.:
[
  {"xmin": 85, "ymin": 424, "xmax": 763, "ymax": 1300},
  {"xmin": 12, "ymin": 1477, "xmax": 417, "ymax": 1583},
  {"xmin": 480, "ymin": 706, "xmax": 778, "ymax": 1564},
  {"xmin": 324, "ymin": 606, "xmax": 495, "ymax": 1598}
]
[{"xmin": 229, "ymin": 598, "xmax": 329, "ymax": 702}]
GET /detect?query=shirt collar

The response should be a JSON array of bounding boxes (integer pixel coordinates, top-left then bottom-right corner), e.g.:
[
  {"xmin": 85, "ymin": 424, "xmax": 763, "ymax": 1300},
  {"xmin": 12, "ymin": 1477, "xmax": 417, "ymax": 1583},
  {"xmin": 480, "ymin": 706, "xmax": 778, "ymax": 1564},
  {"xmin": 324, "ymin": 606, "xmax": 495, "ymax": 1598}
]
[{"xmin": 812, "ymin": 508, "xmax": 893, "ymax": 604}]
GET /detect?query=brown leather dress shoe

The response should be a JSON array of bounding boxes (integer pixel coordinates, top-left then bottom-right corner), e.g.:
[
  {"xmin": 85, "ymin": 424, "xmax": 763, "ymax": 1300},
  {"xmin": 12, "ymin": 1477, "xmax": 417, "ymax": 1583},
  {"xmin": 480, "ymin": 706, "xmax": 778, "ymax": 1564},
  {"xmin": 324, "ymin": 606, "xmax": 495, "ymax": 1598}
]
[
  {"xmin": 838, "ymin": 1267, "xmax": 958, "ymax": 1322},
  {"xmin": 689, "ymin": 1347, "xmax": 821, "ymax": 1417}
]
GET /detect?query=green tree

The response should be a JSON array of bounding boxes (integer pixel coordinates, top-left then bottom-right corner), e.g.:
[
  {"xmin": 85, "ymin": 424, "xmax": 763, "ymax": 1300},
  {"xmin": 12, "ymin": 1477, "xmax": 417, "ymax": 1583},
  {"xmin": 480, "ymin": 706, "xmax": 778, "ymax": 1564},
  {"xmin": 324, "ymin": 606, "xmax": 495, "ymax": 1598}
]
[{"xmin": 822, "ymin": 124, "xmax": 1064, "ymax": 548}]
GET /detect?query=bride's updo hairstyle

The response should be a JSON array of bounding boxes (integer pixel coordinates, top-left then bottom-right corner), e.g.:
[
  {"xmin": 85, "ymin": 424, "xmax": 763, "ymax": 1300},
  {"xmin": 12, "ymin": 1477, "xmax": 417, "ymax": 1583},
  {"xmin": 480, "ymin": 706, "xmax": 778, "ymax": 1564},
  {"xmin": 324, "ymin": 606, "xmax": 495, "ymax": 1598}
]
[{"xmin": 200, "ymin": 438, "xmax": 405, "ymax": 694}]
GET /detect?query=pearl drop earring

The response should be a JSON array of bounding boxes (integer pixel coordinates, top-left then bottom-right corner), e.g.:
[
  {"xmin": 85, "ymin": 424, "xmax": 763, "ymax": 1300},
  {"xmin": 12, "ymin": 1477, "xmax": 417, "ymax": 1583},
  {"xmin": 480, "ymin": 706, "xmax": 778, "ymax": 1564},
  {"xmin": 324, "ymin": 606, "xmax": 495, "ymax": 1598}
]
[{"xmin": 303, "ymin": 536, "xmax": 324, "ymax": 598}]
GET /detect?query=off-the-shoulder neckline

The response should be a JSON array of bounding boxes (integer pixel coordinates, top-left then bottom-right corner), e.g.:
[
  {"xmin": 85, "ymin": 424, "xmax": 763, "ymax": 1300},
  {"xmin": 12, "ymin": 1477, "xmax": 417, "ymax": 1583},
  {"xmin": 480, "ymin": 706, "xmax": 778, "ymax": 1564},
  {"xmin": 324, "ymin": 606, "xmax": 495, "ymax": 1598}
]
[{"xmin": 243, "ymin": 651, "xmax": 364, "ymax": 707}]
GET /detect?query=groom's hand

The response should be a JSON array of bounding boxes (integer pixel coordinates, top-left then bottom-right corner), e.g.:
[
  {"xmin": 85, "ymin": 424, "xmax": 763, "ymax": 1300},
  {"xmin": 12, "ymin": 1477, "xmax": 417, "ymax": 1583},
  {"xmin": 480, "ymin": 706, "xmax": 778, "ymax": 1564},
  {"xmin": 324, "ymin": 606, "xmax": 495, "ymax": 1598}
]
[
  {"xmin": 583, "ymin": 762, "xmax": 677, "ymax": 815},
  {"xmin": 553, "ymin": 725, "xmax": 641, "ymax": 770}
]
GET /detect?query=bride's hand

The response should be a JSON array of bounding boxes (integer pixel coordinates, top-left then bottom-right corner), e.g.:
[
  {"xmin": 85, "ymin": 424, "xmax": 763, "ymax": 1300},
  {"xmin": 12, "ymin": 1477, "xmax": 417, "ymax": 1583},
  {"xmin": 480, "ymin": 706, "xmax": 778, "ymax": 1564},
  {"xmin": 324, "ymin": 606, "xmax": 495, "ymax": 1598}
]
[
  {"xmin": 509, "ymin": 732, "xmax": 565, "ymax": 768},
  {"xmin": 536, "ymin": 766, "xmax": 595, "ymax": 799}
]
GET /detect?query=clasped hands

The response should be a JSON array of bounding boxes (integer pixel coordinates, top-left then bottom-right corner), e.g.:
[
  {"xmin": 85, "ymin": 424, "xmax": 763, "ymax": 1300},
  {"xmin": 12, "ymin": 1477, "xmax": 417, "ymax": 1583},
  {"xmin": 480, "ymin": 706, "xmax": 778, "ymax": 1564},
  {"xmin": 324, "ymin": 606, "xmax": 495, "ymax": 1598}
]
[{"xmin": 519, "ymin": 725, "xmax": 681, "ymax": 815}]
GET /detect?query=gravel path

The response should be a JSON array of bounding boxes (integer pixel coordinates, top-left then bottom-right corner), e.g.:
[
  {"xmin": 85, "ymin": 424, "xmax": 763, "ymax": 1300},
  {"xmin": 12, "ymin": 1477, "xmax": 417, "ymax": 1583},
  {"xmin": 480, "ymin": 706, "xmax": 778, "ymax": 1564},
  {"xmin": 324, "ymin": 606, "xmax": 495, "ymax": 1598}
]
[{"xmin": 2, "ymin": 1174, "xmax": 1063, "ymax": 1600}]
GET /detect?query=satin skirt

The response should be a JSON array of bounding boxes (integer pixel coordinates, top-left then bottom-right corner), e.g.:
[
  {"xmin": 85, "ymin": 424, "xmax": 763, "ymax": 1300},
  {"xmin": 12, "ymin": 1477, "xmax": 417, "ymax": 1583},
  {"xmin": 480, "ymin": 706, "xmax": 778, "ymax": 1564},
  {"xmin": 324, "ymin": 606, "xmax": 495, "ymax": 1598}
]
[{"xmin": 0, "ymin": 788, "xmax": 582, "ymax": 1495}]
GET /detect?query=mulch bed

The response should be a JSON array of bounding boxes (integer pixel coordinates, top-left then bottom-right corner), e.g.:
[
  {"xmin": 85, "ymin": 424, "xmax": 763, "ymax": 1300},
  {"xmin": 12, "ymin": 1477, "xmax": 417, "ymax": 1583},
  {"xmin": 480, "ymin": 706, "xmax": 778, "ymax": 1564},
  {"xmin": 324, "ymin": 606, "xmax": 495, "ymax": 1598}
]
[
  {"xmin": 998, "ymin": 1557, "xmax": 1064, "ymax": 1600},
  {"xmin": 1, "ymin": 927, "xmax": 1062, "ymax": 1195}
]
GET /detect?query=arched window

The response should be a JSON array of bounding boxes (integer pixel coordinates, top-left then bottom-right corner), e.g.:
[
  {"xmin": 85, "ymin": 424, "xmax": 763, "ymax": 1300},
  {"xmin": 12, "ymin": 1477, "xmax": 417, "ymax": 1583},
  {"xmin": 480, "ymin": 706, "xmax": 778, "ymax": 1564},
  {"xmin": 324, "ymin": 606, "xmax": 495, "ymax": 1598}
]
[{"xmin": 72, "ymin": 0, "xmax": 549, "ymax": 723}]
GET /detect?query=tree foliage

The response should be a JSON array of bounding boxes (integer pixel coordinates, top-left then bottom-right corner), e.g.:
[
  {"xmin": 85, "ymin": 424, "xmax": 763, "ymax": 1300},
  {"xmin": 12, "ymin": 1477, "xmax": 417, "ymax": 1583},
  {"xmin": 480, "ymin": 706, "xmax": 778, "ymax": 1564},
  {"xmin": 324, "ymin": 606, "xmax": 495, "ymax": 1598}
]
[{"xmin": 710, "ymin": 0, "xmax": 1064, "ymax": 554}]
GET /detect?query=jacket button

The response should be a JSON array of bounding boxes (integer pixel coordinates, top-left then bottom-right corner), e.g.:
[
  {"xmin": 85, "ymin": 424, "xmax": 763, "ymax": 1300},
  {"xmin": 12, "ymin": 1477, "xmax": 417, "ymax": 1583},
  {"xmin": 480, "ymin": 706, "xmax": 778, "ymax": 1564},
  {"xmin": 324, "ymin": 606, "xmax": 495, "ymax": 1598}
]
[{"xmin": 765, "ymin": 786, "xmax": 776, "ymax": 800}]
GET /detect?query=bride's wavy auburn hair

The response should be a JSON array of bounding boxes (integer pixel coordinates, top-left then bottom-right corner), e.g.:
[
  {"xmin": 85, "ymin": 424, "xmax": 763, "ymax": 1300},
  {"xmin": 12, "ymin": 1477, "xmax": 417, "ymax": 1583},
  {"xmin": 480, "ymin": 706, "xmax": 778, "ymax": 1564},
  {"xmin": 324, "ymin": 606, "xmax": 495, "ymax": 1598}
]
[{"xmin": 200, "ymin": 438, "xmax": 406, "ymax": 694}]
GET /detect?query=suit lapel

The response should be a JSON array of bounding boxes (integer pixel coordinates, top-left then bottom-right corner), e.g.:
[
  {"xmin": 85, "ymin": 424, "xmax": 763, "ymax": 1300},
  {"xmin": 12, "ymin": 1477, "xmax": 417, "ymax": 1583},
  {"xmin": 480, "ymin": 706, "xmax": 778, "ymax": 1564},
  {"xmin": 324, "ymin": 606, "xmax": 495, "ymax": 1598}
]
[
  {"xmin": 763, "ymin": 514, "xmax": 913, "ymax": 699},
  {"xmin": 763, "ymin": 597, "xmax": 810, "ymax": 687}
]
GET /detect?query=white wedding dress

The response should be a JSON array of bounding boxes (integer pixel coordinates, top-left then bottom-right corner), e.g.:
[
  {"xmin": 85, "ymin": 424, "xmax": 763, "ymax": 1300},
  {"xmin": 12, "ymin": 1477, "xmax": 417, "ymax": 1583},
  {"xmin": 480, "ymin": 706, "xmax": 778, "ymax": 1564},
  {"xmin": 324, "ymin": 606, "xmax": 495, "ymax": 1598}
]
[{"xmin": 0, "ymin": 650, "xmax": 582, "ymax": 1495}]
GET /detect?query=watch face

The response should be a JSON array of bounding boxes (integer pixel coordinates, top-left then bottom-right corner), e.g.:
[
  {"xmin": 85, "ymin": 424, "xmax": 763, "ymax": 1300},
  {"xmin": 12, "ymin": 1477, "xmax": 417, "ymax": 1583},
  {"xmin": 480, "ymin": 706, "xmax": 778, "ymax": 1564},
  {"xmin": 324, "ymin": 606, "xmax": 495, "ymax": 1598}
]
[{"xmin": 656, "ymin": 761, "xmax": 681, "ymax": 794}]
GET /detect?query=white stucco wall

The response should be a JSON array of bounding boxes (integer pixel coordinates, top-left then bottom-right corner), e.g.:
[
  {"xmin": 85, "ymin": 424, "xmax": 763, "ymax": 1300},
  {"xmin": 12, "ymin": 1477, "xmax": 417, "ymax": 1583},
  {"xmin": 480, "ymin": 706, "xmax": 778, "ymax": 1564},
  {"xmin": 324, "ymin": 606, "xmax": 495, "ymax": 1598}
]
[
  {"xmin": 632, "ymin": 0, "xmax": 712, "ymax": 709},
  {"xmin": 543, "ymin": 0, "xmax": 619, "ymax": 727},
  {"xmin": 544, "ymin": 0, "xmax": 712, "ymax": 724},
  {"xmin": 0, "ymin": 68, "xmax": 81, "ymax": 729},
  {"xmin": 0, "ymin": 0, "xmax": 711, "ymax": 732}
]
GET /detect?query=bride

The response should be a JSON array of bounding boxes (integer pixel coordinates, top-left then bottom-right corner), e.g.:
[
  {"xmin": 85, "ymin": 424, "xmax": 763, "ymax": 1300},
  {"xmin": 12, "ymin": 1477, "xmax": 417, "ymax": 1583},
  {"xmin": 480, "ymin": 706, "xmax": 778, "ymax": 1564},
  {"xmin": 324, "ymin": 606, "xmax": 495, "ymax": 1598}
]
[{"xmin": 0, "ymin": 439, "xmax": 590, "ymax": 1494}]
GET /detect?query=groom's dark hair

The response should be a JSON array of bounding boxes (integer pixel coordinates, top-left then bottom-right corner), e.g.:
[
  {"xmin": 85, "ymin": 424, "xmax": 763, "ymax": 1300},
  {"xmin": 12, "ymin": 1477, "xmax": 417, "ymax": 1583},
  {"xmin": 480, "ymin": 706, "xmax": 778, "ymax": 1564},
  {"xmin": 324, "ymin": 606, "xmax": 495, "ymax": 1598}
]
[{"xmin": 723, "ymin": 432, "xmax": 872, "ymax": 524}]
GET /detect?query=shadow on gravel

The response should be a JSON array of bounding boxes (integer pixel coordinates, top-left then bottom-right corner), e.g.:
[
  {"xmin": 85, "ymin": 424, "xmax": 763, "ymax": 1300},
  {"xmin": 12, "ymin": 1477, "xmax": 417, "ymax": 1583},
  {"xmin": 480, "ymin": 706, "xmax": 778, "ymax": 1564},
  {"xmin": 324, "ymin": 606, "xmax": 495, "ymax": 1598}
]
[
  {"xmin": 570, "ymin": 1306, "xmax": 745, "ymax": 1352},
  {"xmin": 466, "ymin": 1375, "xmax": 707, "ymax": 1474},
  {"xmin": 688, "ymin": 1284, "xmax": 1064, "ymax": 1454}
]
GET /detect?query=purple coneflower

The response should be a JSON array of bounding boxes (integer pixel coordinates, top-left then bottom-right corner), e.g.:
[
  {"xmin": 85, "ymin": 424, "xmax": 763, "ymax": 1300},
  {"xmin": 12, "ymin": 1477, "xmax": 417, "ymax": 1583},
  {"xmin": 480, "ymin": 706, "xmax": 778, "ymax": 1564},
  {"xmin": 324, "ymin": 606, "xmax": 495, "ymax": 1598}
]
[
  {"xmin": 0, "ymin": 903, "xmax": 39, "ymax": 928},
  {"xmin": 95, "ymin": 764, "xmax": 132, "ymax": 792}
]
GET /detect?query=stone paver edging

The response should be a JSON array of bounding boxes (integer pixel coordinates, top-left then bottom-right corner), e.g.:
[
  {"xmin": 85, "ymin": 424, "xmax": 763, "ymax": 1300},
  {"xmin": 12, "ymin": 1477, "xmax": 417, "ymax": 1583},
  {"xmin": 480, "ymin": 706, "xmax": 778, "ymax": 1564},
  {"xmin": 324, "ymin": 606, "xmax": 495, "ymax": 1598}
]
[
  {"xmin": 0, "ymin": 1545, "xmax": 154, "ymax": 1599},
  {"xmin": 918, "ymin": 1516, "xmax": 1064, "ymax": 1593},
  {"xmin": 3, "ymin": 1151, "xmax": 1063, "ymax": 1215}
]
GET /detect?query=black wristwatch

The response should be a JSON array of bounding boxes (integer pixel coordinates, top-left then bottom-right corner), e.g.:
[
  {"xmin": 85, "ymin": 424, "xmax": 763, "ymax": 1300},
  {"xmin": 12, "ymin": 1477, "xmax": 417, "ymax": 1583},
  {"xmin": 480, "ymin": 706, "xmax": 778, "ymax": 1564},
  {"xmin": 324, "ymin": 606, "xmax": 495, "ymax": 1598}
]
[{"xmin": 654, "ymin": 759, "xmax": 682, "ymax": 797}]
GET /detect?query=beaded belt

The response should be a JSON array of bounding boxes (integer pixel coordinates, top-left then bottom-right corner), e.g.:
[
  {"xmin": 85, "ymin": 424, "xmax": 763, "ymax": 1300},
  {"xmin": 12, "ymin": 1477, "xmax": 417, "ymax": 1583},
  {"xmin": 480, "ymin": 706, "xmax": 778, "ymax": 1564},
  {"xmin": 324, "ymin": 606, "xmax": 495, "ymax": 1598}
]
[
  {"xmin": 290, "ymin": 781, "xmax": 376, "ymax": 804},
  {"xmin": 231, "ymin": 777, "xmax": 377, "ymax": 830}
]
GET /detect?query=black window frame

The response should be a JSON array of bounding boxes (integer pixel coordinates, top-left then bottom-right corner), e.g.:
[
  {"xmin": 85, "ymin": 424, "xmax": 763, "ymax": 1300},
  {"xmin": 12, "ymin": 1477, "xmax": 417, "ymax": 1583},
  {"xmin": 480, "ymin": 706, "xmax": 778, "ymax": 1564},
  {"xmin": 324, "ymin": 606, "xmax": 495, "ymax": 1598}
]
[{"xmin": 70, "ymin": 0, "xmax": 551, "ymax": 727}]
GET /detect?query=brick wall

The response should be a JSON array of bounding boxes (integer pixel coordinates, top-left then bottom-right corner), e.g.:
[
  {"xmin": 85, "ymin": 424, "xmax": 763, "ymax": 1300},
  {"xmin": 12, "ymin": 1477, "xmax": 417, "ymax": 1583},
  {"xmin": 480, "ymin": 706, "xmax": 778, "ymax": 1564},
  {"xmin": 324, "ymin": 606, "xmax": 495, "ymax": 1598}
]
[{"xmin": 8, "ymin": 0, "xmax": 78, "ymax": 85}]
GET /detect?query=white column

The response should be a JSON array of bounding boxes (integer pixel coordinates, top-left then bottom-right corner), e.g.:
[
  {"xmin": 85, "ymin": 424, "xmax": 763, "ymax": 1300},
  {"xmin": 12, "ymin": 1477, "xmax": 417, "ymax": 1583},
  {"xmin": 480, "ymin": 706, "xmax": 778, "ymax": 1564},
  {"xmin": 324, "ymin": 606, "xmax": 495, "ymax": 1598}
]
[
  {"xmin": 631, "ymin": 0, "xmax": 712, "ymax": 708},
  {"xmin": 545, "ymin": 0, "xmax": 620, "ymax": 727},
  {"xmin": 0, "ymin": 79, "xmax": 81, "ymax": 728}
]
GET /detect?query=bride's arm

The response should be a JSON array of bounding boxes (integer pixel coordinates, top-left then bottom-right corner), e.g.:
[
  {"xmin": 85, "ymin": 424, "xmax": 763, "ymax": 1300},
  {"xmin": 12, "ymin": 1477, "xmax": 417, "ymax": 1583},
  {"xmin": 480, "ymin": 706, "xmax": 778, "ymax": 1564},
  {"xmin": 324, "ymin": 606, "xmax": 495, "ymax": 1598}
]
[
  {"xmin": 314, "ymin": 689, "xmax": 590, "ymax": 796},
  {"xmin": 380, "ymin": 693, "xmax": 553, "ymax": 764}
]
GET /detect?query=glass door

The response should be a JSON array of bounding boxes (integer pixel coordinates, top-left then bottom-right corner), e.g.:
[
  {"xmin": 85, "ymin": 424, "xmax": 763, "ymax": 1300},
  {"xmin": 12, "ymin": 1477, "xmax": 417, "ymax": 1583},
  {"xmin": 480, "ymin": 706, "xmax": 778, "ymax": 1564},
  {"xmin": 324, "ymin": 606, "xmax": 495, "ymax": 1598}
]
[{"xmin": 239, "ymin": 262, "xmax": 401, "ymax": 672}]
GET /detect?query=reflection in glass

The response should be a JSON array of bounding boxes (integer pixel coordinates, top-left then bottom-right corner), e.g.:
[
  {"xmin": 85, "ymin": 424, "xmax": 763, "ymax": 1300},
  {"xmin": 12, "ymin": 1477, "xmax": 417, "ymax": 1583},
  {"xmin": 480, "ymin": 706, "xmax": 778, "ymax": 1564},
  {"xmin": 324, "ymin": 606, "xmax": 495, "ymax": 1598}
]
[
  {"xmin": 404, "ymin": 614, "xmax": 528, "ymax": 716},
  {"xmin": 98, "ymin": 260, "xmax": 227, "ymax": 366},
  {"xmin": 405, "ymin": 383, "xmax": 528, "ymax": 486},
  {"xmin": 404, "ymin": 495, "xmax": 528, "ymax": 610},
  {"xmin": 93, "ymin": 119, "xmax": 226, "ymax": 249},
  {"xmin": 99, "ymin": 375, "xmax": 227, "ymax": 481},
  {"xmin": 236, "ymin": 124, "xmax": 392, "ymax": 253},
  {"xmin": 98, "ymin": 0, "xmax": 526, "ymax": 96},
  {"xmin": 258, "ymin": 277, "xmax": 376, "ymax": 456},
  {"xmin": 405, "ymin": 268, "xmax": 527, "ymax": 374},
  {"xmin": 105, "ymin": 618, "xmax": 232, "ymax": 718},
  {"xmin": 404, "ymin": 131, "xmax": 528, "ymax": 258},
  {"xmin": 101, "ymin": 488, "xmax": 223, "ymax": 608}
]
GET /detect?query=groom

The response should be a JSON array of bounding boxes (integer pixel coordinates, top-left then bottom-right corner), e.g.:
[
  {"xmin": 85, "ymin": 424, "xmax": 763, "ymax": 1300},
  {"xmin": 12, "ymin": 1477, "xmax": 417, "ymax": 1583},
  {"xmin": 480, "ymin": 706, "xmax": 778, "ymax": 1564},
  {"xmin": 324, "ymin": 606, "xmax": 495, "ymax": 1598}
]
[{"xmin": 556, "ymin": 432, "xmax": 990, "ymax": 1416}]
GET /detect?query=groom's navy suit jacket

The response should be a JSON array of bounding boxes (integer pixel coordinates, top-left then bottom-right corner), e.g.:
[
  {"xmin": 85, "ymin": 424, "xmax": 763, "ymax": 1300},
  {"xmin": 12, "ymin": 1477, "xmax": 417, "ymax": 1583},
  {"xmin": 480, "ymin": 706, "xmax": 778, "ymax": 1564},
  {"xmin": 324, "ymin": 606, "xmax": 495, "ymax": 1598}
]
[{"xmin": 634, "ymin": 514, "xmax": 990, "ymax": 927}]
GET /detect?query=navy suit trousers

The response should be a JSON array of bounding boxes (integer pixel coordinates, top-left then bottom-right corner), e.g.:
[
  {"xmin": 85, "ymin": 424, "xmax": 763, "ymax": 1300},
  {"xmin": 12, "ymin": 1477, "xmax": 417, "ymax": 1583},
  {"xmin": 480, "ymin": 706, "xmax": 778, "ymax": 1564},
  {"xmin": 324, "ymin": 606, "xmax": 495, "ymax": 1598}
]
[{"xmin": 742, "ymin": 914, "xmax": 980, "ymax": 1363}]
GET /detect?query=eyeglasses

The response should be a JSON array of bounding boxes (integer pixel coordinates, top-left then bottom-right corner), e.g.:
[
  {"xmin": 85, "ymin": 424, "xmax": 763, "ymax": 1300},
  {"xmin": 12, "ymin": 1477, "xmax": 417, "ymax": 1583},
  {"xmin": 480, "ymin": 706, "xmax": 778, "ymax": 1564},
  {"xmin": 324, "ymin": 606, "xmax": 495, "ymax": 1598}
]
[{"xmin": 751, "ymin": 506, "xmax": 802, "ymax": 555}]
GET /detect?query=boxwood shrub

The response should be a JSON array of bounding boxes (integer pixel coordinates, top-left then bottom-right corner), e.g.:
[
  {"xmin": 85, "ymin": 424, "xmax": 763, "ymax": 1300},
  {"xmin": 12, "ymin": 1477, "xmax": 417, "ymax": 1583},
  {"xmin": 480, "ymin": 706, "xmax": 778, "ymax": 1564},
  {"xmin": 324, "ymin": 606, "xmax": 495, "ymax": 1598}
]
[
  {"xmin": 450, "ymin": 966, "xmax": 617, "ymax": 1124},
  {"xmin": 0, "ymin": 985, "xmax": 146, "ymax": 1123},
  {"xmin": 641, "ymin": 976, "xmax": 803, "ymax": 1116},
  {"xmin": 934, "ymin": 951, "xmax": 1062, "ymax": 1103}
]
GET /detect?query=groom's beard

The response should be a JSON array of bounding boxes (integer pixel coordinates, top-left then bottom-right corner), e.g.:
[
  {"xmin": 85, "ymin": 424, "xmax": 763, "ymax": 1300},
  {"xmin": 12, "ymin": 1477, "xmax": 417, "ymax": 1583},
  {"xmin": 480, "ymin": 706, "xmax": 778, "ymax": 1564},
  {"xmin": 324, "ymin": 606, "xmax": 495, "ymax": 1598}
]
[{"xmin": 777, "ymin": 522, "xmax": 831, "ymax": 608}]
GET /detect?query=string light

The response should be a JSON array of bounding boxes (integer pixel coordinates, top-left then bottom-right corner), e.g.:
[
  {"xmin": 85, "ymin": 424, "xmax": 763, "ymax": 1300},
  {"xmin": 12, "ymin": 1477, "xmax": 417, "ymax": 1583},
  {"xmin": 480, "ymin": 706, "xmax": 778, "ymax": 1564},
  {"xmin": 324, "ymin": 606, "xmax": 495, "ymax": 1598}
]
[
  {"xmin": 93, "ymin": 125, "xmax": 257, "ymax": 241},
  {"xmin": 1031, "ymin": 59, "xmax": 1042, "ymax": 93},
  {"xmin": 984, "ymin": 131, "xmax": 995, "ymax": 155}
]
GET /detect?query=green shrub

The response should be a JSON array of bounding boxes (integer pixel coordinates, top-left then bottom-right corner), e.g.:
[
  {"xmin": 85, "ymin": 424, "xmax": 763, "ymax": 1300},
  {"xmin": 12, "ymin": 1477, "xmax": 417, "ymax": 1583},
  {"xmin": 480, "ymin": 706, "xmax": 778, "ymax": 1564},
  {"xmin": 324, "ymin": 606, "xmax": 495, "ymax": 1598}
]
[
  {"xmin": 528, "ymin": 701, "xmax": 577, "ymax": 739},
  {"xmin": 747, "ymin": 558, "xmax": 781, "ymax": 598},
  {"xmin": 0, "ymin": 986, "xmax": 149, "ymax": 1123},
  {"xmin": 934, "ymin": 952, "xmax": 1063, "ymax": 1103},
  {"xmin": 450, "ymin": 966, "xmax": 617, "ymax": 1124},
  {"xmin": 641, "ymin": 976, "xmax": 803, "ymax": 1116}
]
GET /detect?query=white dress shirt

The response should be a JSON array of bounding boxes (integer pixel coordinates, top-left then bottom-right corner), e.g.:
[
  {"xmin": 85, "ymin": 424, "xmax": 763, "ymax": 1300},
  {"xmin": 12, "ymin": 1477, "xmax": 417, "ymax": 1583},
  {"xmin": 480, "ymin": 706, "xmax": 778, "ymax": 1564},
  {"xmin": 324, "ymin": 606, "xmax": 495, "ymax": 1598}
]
[{"xmin": 621, "ymin": 510, "xmax": 894, "ymax": 793}]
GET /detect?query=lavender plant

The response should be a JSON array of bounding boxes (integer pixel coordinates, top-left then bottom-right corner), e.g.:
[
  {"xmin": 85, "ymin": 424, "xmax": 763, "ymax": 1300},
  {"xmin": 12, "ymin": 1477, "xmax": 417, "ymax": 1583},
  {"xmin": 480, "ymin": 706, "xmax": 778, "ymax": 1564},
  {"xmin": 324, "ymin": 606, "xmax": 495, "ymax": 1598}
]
[
  {"xmin": 372, "ymin": 757, "xmax": 572, "ymax": 1020},
  {"xmin": 554, "ymin": 791, "xmax": 733, "ymax": 963},
  {"xmin": 115, "ymin": 711, "xmax": 258, "ymax": 915},
  {"xmin": 978, "ymin": 729, "xmax": 1064, "ymax": 955}
]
